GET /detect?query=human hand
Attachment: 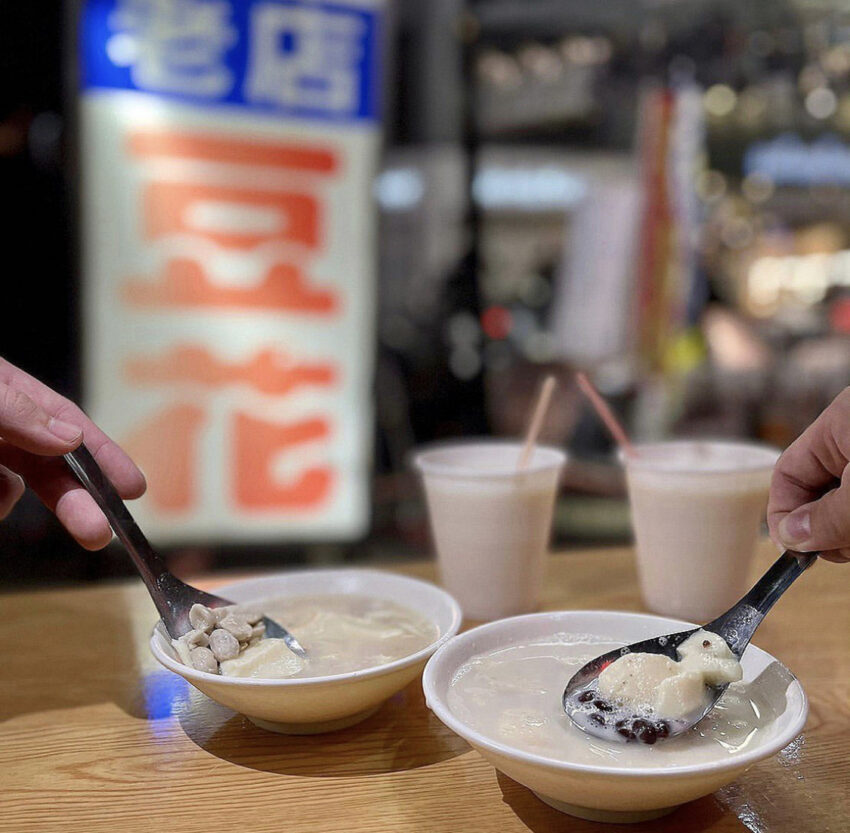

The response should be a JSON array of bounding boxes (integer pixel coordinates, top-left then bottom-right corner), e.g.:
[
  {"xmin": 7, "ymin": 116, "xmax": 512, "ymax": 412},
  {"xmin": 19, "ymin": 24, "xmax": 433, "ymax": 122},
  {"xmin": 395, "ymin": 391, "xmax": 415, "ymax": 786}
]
[
  {"xmin": 0, "ymin": 357, "xmax": 145, "ymax": 549},
  {"xmin": 768, "ymin": 388, "xmax": 850, "ymax": 563}
]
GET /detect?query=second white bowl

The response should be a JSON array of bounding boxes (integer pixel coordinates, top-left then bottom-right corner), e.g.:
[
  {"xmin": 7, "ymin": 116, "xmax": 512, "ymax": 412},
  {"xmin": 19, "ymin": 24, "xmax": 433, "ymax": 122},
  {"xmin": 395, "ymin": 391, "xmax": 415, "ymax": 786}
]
[{"xmin": 423, "ymin": 610, "xmax": 807, "ymax": 823}]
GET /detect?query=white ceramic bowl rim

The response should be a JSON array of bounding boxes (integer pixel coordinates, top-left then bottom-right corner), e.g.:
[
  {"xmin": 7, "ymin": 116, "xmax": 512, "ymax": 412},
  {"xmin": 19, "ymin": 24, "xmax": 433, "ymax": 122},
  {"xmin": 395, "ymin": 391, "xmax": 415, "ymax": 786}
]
[
  {"xmin": 423, "ymin": 610, "xmax": 808, "ymax": 779},
  {"xmin": 150, "ymin": 568, "xmax": 463, "ymax": 687},
  {"xmin": 618, "ymin": 440, "xmax": 780, "ymax": 475},
  {"xmin": 413, "ymin": 440, "xmax": 567, "ymax": 480}
]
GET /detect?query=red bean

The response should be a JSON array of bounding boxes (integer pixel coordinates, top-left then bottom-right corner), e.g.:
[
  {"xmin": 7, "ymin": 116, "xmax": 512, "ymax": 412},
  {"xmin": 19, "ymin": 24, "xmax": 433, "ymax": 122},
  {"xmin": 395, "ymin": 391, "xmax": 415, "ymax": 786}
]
[{"xmin": 637, "ymin": 725, "xmax": 658, "ymax": 745}]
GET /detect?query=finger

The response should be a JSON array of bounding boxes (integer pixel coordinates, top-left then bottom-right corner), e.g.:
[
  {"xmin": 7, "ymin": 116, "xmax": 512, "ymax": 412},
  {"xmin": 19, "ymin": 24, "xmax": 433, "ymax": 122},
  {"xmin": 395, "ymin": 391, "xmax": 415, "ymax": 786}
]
[
  {"xmin": 775, "ymin": 462, "xmax": 850, "ymax": 555},
  {"xmin": 0, "ymin": 464, "xmax": 25, "ymax": 520},
  {"xmin": 87, "ymin": 431, "xmax": 146, "ymax": 500},
  {"xmin": 54, "ymin": 488, "xmax": 114, "ymax": 551},
  {"xmin": 0, "ymin": 359, "xmax": 145, "ymax": 497},
  {"xmin": 0, "ymin": 438, "xmax": 144, "ymax": 503},
  {"xmin": 819, "ymin": 550, "xmax": 850, "ymax": 563},
  {"xmin": 0, "ymin": 446, "xmax": 113, "ymax": 549},
  {"xmin": 767, "ymin": 388, "xmax": 850, "ymax": 540},
  {"xmin": 0, "ymin": 380, "xmax": 83, "ymax": 455}
]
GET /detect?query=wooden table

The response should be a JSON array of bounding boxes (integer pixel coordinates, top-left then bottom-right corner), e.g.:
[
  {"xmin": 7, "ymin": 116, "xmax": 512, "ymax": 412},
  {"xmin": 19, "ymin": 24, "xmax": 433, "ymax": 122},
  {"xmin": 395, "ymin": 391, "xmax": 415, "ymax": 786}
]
[{"xmin": 1, "ymin": 542, "xmax": 848, "ymax": 833}]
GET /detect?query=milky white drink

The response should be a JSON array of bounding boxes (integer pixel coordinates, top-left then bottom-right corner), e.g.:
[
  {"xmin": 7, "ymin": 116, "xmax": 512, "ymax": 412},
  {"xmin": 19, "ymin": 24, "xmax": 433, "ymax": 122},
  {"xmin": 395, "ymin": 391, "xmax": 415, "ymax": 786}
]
[
  {"xmin": 415, "ymin": 443, "xmax": 565, "ymax": 620},
  {"xmin": 624, "ymin": 441, "xmax": 779, "ymax": 621}
]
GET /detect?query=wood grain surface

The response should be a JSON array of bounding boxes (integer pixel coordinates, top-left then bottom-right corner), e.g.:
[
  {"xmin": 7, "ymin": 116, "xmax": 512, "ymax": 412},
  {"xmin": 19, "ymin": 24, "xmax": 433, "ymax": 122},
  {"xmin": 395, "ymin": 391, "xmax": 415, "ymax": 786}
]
[{"xmin": 1, "ymin": 542, "xmax": 848, "ymax": 833}]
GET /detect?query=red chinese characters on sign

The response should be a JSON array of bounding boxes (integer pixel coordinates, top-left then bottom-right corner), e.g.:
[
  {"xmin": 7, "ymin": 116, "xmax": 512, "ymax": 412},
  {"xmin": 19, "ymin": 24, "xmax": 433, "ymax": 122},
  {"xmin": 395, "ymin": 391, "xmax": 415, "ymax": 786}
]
[
  {"xmin": 123, "ymin": 404, "xmax": 206, "ymax": 512},
  {"xmin": 141, "ymin": 181, "xmax": 320, "ymax": 250},
  {"xmin": 121, "ymin": 129, "xmax": 341, "ymax": 517},
  {"xmin": 124, "ymin": 259, "xmax": 337, "ymax": 313},
  {"xmin": 124, "ymin": 346, "xmax": 336, "ymax": 395},
  {"xmin": 233, "ymin": 413, "xmax": 332, "ymax": 510}
]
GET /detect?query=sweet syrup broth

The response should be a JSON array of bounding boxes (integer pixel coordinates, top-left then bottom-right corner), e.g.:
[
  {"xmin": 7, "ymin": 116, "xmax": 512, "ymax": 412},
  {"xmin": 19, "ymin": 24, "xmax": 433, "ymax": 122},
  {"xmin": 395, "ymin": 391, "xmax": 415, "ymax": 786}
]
[
  {"xmin": 447, "ymin": 634, "xmax": 785, "ymax": 768},
  {"xmin": 220, "ymin": 594, "xmax": 439, "ymax": 679}
]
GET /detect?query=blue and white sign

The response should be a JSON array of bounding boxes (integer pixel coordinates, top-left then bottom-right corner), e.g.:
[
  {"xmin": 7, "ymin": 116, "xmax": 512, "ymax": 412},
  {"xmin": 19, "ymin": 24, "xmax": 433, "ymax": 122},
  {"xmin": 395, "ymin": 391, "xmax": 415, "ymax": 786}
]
[
  {"xmin": 82, "ymin": 0, "xmax": 382, "ymax": 121},
  {"xmin": 79, "ymin": 0, "xmax": 385, "ymax": 543}
]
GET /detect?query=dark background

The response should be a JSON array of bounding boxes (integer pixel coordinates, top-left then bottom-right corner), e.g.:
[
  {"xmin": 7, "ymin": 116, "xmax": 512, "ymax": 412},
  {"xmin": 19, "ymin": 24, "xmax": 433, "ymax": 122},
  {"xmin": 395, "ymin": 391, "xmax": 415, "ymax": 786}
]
[{"xmin": 3, "ymin": 0, "xmax": 850, "ymax": 585}]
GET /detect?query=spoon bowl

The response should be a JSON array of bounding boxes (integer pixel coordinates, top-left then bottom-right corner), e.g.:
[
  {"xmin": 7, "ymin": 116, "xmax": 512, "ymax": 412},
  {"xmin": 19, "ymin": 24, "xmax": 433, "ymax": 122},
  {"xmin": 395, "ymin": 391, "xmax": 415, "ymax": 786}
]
[
  {"xmin": 563, "ymin": 550, "xmax": 817, "ymax": 742},
  {"xmin": 562, "ymin": 626, "xmax": 716, "ymax": 743}
]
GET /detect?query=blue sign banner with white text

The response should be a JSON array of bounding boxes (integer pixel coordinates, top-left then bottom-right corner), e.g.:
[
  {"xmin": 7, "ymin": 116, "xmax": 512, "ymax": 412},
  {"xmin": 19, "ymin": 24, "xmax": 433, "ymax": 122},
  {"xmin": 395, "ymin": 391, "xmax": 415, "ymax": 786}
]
[{"xmin": 81, "ymin": 0, "xmax": 381, "ymax": 122}]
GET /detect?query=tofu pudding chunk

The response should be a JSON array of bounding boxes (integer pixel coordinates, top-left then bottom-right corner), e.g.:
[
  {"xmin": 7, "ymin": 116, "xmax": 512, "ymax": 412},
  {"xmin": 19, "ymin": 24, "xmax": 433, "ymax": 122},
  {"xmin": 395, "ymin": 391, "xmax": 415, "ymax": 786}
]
[
  {"xmin": 598, "ymin": 630, "xmax": 743, "ymax": 720},
  {"xmin": 221, "ymin": 638, "xmax": 306, "ymax": 678}
]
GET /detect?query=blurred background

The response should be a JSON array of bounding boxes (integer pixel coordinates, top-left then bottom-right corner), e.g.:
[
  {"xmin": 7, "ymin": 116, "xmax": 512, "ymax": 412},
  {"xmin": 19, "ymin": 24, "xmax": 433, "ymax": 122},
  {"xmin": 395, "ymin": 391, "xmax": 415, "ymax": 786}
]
[{"xmin": 3, "ymin": 0, "xmax": 850, "ymax": 586}]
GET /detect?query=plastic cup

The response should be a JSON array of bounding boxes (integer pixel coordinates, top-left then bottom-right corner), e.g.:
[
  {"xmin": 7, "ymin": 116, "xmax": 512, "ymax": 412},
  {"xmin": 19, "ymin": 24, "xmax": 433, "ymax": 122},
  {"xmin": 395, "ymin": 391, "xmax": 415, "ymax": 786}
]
[
  {"xmin": 623, "ymin": 440, "xmax": 780, "ymax": 622},
  {"xmin": 414, "ymin": 441, "xmax": 566, "ymax": 621}
]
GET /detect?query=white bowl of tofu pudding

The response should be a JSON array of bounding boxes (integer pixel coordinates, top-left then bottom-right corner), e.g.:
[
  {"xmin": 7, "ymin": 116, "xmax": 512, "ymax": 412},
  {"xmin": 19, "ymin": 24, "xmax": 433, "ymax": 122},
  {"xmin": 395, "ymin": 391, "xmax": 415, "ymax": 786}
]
[
  {"xmin": 423, "ymin": 610, "xmax": 807, "ymax": 824},
  {"xmin": 150, "ymin": 569, "xmax": 462, "ymax": 734}
]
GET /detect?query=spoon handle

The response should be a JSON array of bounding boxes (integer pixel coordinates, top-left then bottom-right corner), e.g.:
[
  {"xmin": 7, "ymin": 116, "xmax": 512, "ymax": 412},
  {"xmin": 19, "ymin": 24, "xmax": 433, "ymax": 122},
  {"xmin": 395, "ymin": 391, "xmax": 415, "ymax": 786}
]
[
  {"xmin": 709, "ymin": 550, "xmax": 818, "ymax": 656},
  {"xmin": 64, "ymin": 444, "xmax": 189, "ymax": 627}
]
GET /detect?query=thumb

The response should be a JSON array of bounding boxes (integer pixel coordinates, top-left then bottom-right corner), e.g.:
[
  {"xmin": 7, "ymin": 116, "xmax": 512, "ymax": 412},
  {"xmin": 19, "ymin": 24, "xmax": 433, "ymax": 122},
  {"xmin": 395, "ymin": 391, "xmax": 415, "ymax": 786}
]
[
  {"xmin": 0, "ymin": 381, "xmax": 83, "ymax": 455},
  {"xmin": 776, "ymin": 462, "xmax": 850, "ymax": 553}
]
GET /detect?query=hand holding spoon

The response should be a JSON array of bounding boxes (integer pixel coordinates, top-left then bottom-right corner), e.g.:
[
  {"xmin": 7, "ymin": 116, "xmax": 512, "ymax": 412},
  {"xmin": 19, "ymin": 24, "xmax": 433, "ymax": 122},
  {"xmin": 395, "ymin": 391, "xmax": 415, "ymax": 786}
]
[
  {"xmin": 563, "ymin": 550, "xmax": 817, "ymax": 743},
  {"xmin": 65, "ymin": 444, "xmax": 307, "ymax": 657}
]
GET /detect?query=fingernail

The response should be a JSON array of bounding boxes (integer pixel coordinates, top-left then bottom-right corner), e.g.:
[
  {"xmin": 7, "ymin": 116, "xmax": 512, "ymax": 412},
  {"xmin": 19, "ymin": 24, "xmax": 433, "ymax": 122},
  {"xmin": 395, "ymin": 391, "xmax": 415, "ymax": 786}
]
[
  {"xmin": 48, "ymin": 418, "xmax": 82, "ymax": 444},
  {"xmin": 779, "ymin": 509, "xmax": 811, "ymax": 547}
]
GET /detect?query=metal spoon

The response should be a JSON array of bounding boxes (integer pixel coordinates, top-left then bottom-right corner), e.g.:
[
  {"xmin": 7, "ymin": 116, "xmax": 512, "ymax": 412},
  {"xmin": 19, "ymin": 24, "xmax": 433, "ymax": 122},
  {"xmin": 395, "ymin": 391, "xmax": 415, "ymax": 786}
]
[
  {"xmin": 563, "ymin": 550, "xmax": 817, "ymax": 744},
  {"xmin": 64, "ymin": 444, "xmax": 307, "ymax": 657}
]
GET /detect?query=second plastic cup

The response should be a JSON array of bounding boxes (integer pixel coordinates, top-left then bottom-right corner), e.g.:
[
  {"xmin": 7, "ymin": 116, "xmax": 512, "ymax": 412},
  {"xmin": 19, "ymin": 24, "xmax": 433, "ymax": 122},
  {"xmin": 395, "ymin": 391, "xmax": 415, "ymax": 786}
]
[
  {"xmin": 623, "ymin": 440, "xmax": 780, "ymax": 622},
  {"xmin": 414, "ymin": 442, "xmax": 566, "ymax": 621}
]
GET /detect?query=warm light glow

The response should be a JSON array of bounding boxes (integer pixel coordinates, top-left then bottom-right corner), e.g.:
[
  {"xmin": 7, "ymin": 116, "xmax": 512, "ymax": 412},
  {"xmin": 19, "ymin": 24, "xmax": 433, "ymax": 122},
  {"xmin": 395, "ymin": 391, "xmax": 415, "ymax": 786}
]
[
  {"xmin": 704, "ymin": 84, "xmax": 737, "ymax": 117},
  {"xmin": 805, "ymin": 87, "xmax": 838, "ymax": 120},
  {"xmin": 696, "ymin": 169, "xmax": 726, "ymax": 202},
  {"xmin": 741, "ymin": 173, "xmax": 774, "ymax": 203},
  {"xmin": 747, "ymin": 250, "xmax": 850, "ymax": 311}
]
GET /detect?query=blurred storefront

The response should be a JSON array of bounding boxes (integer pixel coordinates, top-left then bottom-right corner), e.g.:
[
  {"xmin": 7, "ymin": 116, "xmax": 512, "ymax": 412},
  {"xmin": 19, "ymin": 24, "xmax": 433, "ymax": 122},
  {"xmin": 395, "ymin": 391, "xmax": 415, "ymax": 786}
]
[{"xmin": 4, "ymin": 0, "xmax": 850, "ymax": 583}]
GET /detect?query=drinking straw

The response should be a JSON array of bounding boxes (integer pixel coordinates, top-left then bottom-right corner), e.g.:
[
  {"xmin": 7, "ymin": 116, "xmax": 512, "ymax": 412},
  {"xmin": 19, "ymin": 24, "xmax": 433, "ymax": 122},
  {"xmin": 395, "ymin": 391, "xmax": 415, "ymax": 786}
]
[
  {"xmin": 518, "ymin": 375, "xmax": 557, "ymax": 470},
  {"xmin": 575, "ymin": 371, "xmax": 638, "ymax": 459}
]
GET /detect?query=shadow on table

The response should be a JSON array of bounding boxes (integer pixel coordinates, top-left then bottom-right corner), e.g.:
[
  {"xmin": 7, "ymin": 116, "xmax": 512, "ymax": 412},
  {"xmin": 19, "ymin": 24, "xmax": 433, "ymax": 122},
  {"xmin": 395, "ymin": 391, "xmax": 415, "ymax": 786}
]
[
  {"xmin": 495, "ymin": 772, "xmax": 751, "ymax": 832},
  {"xmin": 177, "ymin": 681, "xmax": 470, "ymax": 776},
  {"xmin": 0, "ymin": 595, "xmax": 149, "ymax": 724}
]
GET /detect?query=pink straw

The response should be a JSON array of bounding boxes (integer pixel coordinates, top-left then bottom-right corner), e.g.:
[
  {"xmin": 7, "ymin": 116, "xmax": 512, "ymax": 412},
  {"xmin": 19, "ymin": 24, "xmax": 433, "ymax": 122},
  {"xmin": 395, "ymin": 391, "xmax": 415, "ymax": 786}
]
[{"xmin": 575, "ymin": 372, "xmax": 638, "ymax": 459}]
